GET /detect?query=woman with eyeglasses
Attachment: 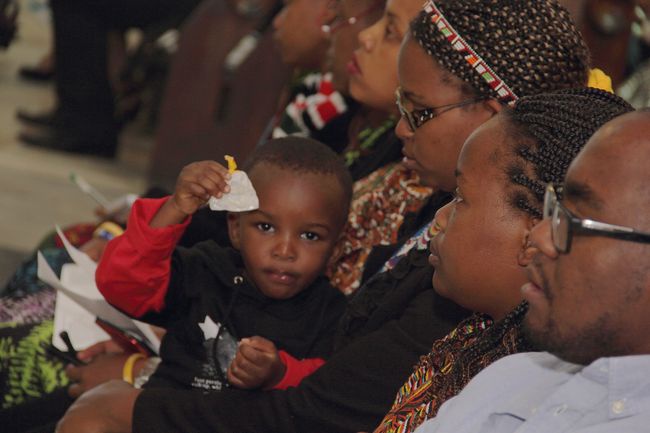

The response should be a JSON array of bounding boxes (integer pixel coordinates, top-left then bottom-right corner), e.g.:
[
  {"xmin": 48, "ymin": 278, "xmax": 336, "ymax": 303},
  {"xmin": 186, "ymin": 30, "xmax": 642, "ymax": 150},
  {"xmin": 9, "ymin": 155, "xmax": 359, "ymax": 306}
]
[
  {"xmin": 332, "ymin": 0, "xmax": 593, "ymax": 299},
  {"xmin": 373, "ymin": 88, "xmax": 634, "ymax": 433}
]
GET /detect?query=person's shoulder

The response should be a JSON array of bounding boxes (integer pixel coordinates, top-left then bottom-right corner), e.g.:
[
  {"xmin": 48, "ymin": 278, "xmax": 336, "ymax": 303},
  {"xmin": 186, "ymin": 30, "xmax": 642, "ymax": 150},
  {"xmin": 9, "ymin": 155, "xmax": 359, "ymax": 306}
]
[{"xmin": 469, "ymin": 352, "xmax": 581, "ymax": 389}]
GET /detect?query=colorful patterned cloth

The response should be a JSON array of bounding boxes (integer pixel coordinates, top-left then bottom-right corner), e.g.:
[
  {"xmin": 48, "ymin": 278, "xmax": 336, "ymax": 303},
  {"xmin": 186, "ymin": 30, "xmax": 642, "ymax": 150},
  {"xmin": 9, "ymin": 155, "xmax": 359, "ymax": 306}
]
[
  {"xmin": 0, "ymin": 320, "xmax": 68, "ymax": 409},
  {"xmin": 374, "ymin": 314, "xmax": 493, "ymax": 433},
  {"xmin": 0, "ymin": 230, "xmax": 89, "ymax": 410},
  {"xmin": 375, "ymin": 302, "xmax": 530, "ymax": 433},
  {"xmin": 327, "ymin": 162, "xmax": 432, "ymax": 294},
  {"xmin": 272, "ymin": 72, "xmax": 354, "ymax": 154},
  {"xmin": 379, "ymin": 218, "xmax": 439, "ymax": 274}
]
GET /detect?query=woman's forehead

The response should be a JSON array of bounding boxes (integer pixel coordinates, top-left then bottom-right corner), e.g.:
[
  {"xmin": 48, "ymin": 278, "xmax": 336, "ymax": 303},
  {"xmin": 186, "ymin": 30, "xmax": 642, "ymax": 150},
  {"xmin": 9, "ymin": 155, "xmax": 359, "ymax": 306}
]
[{"xmin": 458, "ymin": 117, "xmax": 507, "ymax": 174}]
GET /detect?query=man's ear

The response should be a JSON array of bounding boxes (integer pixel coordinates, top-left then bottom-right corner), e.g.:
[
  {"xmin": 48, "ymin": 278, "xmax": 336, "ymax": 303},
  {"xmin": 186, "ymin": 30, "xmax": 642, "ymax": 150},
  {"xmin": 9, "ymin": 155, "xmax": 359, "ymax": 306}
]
[
  {"xmin": 227, "ymin": 213, "xmax": 241, "ymax": 250},
  {"xmin": 517, "ymin": 216, "xmax": 541, "ymax": 267}
]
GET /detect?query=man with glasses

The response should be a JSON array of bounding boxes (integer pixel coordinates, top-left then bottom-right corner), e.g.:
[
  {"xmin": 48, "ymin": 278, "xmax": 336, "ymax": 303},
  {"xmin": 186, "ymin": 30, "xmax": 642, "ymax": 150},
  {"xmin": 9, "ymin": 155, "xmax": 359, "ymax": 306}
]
[{"xmin": 413, "ymin": 109, "xmax": 650, "ymax": 433}]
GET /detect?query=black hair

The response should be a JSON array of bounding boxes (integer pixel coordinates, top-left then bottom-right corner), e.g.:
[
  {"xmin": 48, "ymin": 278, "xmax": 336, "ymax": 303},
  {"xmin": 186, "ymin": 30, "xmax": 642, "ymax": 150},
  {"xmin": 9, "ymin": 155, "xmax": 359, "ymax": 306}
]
[
  {"xmin": 411, "ymin": 0, "xmax": 590, "ymax": 100},
  {"xmin": 415, "ymin": 89, "xmax": 634, "ymax": 425},
  {"xmin": 504, "ymin": 87, "xmax": 635, "ymax": 219},
  {"xmin": 442, "ymin": 88, "xmax": 634, "ymax": 398},
  {"xmin": 244, "ymin": 136, "xmax": 354, "ymax": 219}
]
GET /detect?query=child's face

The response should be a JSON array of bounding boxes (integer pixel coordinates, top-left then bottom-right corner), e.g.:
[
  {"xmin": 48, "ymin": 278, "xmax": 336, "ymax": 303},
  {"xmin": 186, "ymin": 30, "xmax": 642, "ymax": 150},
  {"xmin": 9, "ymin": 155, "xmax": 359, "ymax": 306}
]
[{"xmin": 228, "ymin": 164, "xmax": 345, "ymax": 299}]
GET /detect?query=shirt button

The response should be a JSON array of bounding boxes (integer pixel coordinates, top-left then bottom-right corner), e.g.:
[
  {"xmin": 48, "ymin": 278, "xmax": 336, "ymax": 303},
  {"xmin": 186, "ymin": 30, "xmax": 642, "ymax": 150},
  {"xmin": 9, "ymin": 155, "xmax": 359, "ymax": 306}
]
[
  {"xmin": 233, "ymin": 276, "xmax": 244, "ymax": 284},
  {"xmin": 554, "ymin": 404, "xmax": 567, "ymax": 415},
  {"xmin": 612, "ymin": 400, "xmax": 625, "ymax": 414}
]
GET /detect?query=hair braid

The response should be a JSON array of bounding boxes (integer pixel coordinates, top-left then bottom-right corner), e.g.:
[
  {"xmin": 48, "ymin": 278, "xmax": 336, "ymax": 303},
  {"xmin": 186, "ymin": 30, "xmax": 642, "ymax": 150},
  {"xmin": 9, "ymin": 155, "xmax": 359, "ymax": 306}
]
[
  {"xmin": 411, "ymin": 0, "xmax": 590, "ymax": 100},
  {"xmin": 504, "ymin": 88, "xmax": 634, "ymax": 218},
  {"xmin": 382, "ymin": 90, "xmax": 633, "ymax": 430}
]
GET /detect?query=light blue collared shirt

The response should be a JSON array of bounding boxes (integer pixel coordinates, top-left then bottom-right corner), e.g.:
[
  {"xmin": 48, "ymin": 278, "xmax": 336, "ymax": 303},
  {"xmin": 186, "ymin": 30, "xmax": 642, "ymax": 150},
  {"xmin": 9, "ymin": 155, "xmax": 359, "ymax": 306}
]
[{"xmin": 414, "ymin": 352, "xmax": 650, "ymax": 433}]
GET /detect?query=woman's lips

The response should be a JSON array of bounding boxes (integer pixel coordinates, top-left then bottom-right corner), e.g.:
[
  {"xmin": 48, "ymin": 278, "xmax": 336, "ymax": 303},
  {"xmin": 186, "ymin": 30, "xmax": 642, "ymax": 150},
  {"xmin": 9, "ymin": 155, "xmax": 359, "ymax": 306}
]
[
  {"xmin": 347, "ymin": 53, "xmax": 361, "ymax": 75},
  {"xmin": 429, "ymin": 241, "xmax": 441, "ymax": 267},
  {"xmin": 428, "ymin": 252, "xmax": 440, "ymax": 267},
  {"xmin": 402, "ymin": 155, "xmax": 420, "ymax": 172}
]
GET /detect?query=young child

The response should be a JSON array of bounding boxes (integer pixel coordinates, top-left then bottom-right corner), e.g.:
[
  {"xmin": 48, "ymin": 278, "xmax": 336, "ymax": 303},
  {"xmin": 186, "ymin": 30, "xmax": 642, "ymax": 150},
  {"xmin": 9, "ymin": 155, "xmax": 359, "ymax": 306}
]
[{"xmin": 96, "ymin": 137, "xmax": 352, "ymax": 392}]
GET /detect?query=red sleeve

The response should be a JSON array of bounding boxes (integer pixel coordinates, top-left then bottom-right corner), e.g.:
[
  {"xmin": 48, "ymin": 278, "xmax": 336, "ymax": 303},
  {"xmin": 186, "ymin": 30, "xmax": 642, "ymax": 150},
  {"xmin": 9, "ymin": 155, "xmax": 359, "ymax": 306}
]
[
  {"xmin": 96, "ymin": 197, "xmax": 191, "ymax": 317},
  {"xmin": 271, "ymin": 351, "xmax": 325, "ymax": 390}
]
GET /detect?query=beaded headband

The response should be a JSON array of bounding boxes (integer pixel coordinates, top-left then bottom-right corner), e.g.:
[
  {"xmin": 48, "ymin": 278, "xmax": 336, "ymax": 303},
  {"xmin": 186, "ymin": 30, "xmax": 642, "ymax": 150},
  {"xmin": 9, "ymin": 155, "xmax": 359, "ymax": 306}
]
[{"xmin": 423, "ymin": 0, "xmax": 519, "ymax": 106}]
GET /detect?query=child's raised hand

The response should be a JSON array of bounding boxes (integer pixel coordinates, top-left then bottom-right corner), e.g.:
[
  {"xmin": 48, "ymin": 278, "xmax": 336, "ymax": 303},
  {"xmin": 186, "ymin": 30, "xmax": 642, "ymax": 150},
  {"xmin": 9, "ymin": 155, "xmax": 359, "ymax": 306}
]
[
  {"xmin": 151, "ymin": 160, "xmax": 231, "ymax": 228},
  {"xmin": 171, "ymin": 160, "xmax": 231, "ymax": 216},
  {"xmin": 227, "ymin": 336, "xmax": 286, "ymax": 390}
]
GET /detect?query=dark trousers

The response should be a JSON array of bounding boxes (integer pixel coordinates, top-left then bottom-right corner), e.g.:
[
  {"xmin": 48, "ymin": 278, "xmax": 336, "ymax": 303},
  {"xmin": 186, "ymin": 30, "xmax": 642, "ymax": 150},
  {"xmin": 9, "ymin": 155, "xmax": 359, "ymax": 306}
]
[{"xmin": 50, "ymin": 0, "xmax": 201, "ymax": 152}]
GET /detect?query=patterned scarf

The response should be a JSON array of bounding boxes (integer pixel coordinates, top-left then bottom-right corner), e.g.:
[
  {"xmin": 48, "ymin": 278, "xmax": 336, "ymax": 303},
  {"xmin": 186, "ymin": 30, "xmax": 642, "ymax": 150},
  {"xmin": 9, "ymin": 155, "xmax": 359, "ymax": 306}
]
[{"xmin": 375, "ymin": 302, "xmax": 530, "ymax": 433}]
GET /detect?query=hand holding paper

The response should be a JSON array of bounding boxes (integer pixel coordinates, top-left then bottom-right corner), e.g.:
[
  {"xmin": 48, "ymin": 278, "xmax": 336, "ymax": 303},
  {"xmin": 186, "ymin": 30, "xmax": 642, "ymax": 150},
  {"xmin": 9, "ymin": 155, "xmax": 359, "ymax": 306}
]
[
  {"xmin": 209, "ymin": 155, "xmax": 259, "ymax": 212},
  {"xmin": 170, "ymin": 159, "xmax": 233, "ymax": 216}
]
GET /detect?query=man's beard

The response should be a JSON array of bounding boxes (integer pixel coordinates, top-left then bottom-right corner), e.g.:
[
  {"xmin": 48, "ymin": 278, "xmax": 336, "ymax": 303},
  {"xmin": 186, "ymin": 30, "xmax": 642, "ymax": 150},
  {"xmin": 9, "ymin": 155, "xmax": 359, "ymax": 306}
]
[{"xmin": 523, "ymin": 313, "xmax": 616, "ymax": 366}]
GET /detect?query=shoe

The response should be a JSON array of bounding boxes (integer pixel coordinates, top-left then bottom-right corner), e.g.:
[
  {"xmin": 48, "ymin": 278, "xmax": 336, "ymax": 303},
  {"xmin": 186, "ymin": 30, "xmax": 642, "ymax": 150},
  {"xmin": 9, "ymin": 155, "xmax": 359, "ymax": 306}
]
[
  {"xmin": 16, "ymin": 109, "xmax": 58, "ymax": 128},
  {"xmin": 19, "ymin": 129, "xmax": 117, "ymax": 159},
  {"xmin": 18, "ymin": 65, "xmax": 54, "ymax": 82}
]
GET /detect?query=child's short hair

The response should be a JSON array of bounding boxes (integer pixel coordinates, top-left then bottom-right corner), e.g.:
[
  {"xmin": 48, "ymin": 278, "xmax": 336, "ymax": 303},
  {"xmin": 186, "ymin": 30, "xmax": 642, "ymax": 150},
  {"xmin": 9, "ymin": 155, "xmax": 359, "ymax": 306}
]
[{"xmin": 244, "ymin": 136, "xmax": 354, "ymax": 217}]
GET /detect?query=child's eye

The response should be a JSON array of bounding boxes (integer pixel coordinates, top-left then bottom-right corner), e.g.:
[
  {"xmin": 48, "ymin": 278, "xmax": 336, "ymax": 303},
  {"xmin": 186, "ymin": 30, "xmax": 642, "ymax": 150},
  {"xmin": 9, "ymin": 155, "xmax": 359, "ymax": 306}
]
[
  {"xmin": 300, "ymin": 232, "xmax": 320, "ymax": 241},
  {"xmin": 256, "ymin": 223, "xmax": 274, "ymax": 233}
]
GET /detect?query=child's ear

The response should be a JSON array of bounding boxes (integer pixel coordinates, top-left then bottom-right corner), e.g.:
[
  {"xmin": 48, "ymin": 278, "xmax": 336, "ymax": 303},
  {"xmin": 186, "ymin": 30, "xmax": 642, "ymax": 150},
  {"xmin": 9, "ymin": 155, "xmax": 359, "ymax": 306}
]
[
  {"xmin": 517, "ymin": 217, "xmax": 541, "ymax": 267},
  {"xmin": 327, "ymin": 239, "xmax": 343, "ymax": 268},
  {"xmin": 227, "ymin": 213, "xmax": 242, "ymax": 250}
]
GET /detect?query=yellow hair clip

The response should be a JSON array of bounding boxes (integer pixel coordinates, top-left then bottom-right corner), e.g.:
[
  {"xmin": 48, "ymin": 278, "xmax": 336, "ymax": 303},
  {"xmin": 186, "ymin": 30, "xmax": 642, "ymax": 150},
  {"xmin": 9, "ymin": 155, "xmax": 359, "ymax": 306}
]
[
  {"xmin": 587, "ymin": 68, "xmax": 614, "ymax": 93},
  {"xmin": 224, "ymin": 155, "xmax": 237, "ymax": 174}
]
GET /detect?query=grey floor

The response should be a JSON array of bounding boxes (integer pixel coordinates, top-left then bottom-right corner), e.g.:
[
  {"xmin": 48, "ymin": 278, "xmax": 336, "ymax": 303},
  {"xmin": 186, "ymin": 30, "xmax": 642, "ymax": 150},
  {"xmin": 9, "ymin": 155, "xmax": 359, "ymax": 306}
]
[{"xmin": 0, "ymin": 2, "xmax": 151, "ymax": 284}]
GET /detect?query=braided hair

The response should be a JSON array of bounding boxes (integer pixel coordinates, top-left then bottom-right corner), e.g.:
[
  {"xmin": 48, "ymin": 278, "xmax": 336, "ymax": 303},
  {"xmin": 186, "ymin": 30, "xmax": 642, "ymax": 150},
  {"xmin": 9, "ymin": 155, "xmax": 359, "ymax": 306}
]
[
  {"xmin": 440, "ymin": 89, "xmax": 633, "ymax": 402},
  {"xmin": 411, "ymin": 0, "xmax": 590, "ymax": 100},
  {"xmin": 504, "ymin": 87, "xmax": 635, "ymax": 219},
  {"xmin": 393, "ymin": 89, "xmax": 635, "ymax": 429}
]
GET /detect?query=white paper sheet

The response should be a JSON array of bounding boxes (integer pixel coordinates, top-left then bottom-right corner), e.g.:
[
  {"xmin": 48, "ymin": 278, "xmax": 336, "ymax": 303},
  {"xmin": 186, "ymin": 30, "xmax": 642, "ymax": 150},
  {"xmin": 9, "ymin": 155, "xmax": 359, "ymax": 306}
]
[
  {"xmin": 208, "ymin": 170, "xmax": 259, "ymax": 212},
  {"xmin": 38, "ymin": 228, "xmax": 161, "ymax": 354}
]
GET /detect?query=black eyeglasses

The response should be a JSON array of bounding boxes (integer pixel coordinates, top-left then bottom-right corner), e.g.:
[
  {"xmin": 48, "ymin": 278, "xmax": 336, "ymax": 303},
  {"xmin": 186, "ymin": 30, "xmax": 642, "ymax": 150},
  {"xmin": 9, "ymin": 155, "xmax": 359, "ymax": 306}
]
[
  {"xmin": 395, "ymin": 87, "xmax": 484, "ymax": 132},
  {"xmin": 543, "ymin": 183, "xmax": 650, "ymax": 254}
]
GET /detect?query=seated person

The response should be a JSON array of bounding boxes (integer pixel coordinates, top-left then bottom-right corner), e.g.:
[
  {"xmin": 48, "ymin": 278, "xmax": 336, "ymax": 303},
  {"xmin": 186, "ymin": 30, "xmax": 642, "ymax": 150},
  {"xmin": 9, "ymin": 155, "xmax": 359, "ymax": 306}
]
[
  {"xmin": 51, "ymin": 85, "xmax": 632, "ymax": 432},
  {"xmin": 373, "ymin": 88, "xmax": 634, "ymax": 433},
  {"xmin": 412, "ymin": 108, "xmax": 650, "ymax": 432},
  {"xmin": 96, "ymin": 137, "xmax": 351, "ymax": 391}
]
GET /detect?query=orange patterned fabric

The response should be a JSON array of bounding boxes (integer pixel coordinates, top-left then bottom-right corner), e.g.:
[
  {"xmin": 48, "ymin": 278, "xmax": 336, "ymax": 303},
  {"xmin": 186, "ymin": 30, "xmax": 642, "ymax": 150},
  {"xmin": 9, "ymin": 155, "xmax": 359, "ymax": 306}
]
[{"xmin": 327, "ymin": 162, "xmax": 432, "ymax": 294}]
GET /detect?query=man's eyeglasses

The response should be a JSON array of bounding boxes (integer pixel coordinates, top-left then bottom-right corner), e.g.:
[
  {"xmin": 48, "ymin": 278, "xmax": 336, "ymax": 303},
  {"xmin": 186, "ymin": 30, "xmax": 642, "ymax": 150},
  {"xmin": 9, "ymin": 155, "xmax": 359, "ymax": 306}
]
[
  {"xmin": 543, "ymin": 183, "xmax": 650, "ymax": 254},
  {"xmin": 395, "ymin": 87, "xmax": 484, "ymax": 132}
]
